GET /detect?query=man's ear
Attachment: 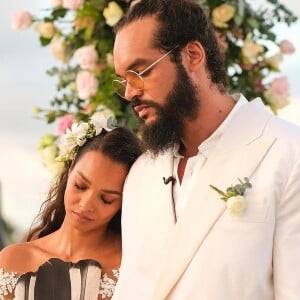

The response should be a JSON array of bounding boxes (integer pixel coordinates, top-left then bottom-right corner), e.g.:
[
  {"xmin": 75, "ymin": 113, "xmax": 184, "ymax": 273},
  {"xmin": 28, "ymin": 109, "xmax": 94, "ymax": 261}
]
[{"xmin": 184, "ymin": 41, "xmax": 205, "ymax": 71}]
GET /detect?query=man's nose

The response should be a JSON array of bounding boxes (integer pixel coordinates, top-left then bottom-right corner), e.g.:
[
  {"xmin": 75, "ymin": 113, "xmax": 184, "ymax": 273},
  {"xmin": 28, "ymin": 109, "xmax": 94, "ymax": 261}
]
[{"xmin": 124, "ymin": 83, "xmax": 143, "ymax": 102}]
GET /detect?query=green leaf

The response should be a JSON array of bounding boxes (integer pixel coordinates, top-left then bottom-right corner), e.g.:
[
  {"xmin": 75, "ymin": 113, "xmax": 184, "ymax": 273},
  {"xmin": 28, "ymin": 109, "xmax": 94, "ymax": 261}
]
[
  {"xmin": 52, "ymin": 8, "xmax": 68, "ymax": 18},
  {"xmin": 246, "ymin": 17, "xmax": 260, "ymax": 29},
  {"xmin": 39, "ymin": 36, "xmax": 52, "ymax": 46}
]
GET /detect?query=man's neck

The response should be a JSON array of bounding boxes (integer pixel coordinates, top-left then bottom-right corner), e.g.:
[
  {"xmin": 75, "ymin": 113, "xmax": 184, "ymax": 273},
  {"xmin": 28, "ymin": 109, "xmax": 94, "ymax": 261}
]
[{"xmin": 180, "ymin": 93, "xmax": 235, "ymax": 158}]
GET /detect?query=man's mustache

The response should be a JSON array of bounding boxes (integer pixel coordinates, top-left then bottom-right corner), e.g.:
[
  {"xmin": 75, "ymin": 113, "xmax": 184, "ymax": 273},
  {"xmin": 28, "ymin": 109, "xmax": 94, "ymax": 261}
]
[{"xmin": 131, "ymin": 98, "xmax": 160, "ymax": 110}]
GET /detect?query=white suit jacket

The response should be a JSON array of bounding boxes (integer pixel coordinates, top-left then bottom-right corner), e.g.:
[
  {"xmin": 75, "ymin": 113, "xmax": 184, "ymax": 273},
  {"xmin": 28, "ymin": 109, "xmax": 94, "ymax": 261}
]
[{"xmin": 113, "ymin": 97, "xmax": 300, "ymax": 300}]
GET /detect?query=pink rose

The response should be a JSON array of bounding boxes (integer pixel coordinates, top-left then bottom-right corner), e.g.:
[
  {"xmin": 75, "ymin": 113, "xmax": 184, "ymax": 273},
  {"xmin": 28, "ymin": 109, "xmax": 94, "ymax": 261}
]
[
  {"xmin": 279, "ymin": 40, "xmax": 295, "ymax": 54},
  {"xmin": 75, "ymin": 71, "xmax": 99, "ymax": 100},
  {"xmin": 269, "ymin": 76, "xmax": 289, "ymax": 98},
  {"xmin": 264, "ymin": 76, "xmax": 290, "ymax": 110},
  {"xmin": 63, "ymin": 0, "xmax": 84, "ymax": 10},
  {"xmin": 82, "ymin": 103, "xmax": 94, "ymax": 115},
  {"xmin": 74, "ymin": 45, "xmax": 98, "ymax": 70},
  {"xmin": 11, "ymin": 11, "xmax": 32, "ymax": 30},
  {"xmin": 51, "ymin": 0, "xmax": 63, "ymax": 8},
  {"xmin": 56, "ymin": 114, "xmax": 74, "ymax": 136}
]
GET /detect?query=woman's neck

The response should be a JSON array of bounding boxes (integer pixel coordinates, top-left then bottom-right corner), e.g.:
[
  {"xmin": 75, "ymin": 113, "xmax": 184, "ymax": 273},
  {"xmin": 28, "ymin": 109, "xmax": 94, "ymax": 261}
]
[{"xmin": 42, "ymin": 223, "xmax": 119, "ymax": 262}]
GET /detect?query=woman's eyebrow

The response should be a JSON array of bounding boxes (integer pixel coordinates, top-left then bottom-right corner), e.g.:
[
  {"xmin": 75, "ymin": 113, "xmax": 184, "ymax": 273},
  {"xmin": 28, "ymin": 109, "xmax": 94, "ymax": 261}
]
[{"xmin": 77, "ymin": 171, "xmax": 91, "ymax": 184}]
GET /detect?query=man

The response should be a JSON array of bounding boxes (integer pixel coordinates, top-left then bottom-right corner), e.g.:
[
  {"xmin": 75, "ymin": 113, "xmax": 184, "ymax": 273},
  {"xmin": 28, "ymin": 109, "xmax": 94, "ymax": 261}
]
[{"xmin": 112, "ymin": 0, "xmax": 300, "ymax": 299}]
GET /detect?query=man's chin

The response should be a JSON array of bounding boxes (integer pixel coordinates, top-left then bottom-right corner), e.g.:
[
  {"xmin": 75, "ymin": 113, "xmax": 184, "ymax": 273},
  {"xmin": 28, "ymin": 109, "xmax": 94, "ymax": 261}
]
[{"xmin": 139, "ymin": 115, "xmax": 158, "ymax": 129}]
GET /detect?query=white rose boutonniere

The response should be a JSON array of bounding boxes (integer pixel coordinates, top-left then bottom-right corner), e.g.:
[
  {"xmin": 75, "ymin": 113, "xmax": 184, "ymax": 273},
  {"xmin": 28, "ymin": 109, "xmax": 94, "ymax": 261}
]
[{"xmin": 210, "ymin": 177, "xmax": 252, "ymax": 217}]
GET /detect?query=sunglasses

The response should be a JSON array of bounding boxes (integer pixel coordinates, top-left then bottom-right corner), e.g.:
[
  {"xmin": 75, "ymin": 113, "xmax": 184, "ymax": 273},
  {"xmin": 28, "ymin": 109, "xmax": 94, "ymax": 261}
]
[{"xmin": 112, "ymin": 47, "xmax": 177, "ymax": 99}]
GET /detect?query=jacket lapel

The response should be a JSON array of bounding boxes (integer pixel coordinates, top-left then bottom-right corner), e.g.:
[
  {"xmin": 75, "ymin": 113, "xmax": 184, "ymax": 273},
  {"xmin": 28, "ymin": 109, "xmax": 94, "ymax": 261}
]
[{"xmin": 153, "ymin": 98, "xmax": 276, "ymax": 299}]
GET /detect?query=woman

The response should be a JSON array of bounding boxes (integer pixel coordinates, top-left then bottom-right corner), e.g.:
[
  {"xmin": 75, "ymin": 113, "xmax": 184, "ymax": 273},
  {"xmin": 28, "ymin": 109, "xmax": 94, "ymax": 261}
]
[{"xmin": 0, "ymin": 115, "xmax": 142, "ymax": 299}]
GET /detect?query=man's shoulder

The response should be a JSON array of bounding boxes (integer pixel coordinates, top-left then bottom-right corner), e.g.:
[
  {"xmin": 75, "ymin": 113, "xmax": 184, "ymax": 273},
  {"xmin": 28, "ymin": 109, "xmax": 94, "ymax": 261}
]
[
  {"xmin": 130, "ymin": 150, "xmax": 169, "ymax": 168},
  {"xmin": 267, "ymin": 114, "xmax": 300, "ymax": 142}
]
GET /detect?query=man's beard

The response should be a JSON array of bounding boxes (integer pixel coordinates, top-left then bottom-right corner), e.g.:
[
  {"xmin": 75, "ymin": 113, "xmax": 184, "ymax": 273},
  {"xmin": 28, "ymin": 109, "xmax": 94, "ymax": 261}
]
[{"xmin": 132, "ymin": 63, "xmax": 199, "ymax": 156}]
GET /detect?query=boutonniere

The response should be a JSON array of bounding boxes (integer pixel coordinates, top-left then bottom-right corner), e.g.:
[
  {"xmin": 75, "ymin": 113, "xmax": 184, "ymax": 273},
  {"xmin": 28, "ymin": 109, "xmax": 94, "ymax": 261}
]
[{"xmin": 210, "ymin": 177, "xmax": 252, "ymax": 217}]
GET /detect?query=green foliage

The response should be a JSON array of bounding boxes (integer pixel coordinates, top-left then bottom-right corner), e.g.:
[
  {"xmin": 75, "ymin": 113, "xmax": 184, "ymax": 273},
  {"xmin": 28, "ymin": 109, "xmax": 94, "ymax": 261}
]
[{"xmin": 17, "ymin": 0, "xmax": 297, "ymax": 173}]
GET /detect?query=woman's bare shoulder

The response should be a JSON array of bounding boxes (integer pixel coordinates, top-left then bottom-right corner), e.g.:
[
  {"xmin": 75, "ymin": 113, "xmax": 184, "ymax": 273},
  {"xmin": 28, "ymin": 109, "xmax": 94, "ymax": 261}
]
[{"xmin": 0, "ymin": 242, "xmax": 39, "ymax": 274}]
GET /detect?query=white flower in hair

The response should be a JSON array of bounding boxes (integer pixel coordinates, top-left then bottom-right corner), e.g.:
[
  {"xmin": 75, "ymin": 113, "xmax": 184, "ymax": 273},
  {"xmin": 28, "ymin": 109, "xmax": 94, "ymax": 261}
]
[
  {"xmin": 91, "ymin": 113, "xmax": 110, "ymax": 135},
  {"xmin": 74, "ymin": 122, "xmax": 89, "ymax": 145},
  {"xmin": 56, "ymin": 114, "xmax": 114, "ymax": 162}
]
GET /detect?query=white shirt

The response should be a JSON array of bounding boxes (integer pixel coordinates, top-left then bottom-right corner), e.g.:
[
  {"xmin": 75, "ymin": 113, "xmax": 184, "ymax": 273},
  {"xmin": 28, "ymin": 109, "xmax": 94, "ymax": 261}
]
[{"xmin": 172, "ymin": 95, "xmax": 247, "ymax": 219}]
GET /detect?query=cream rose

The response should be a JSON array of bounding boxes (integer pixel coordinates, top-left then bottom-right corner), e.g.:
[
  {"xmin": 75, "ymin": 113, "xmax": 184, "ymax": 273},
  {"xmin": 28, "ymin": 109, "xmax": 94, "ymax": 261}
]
[
  {"xmin": 75, "ymin": 71, "xmax": 99, "ymax": 100},
  {"xmin": 103, "ymin": 2, "xmax": 124, "ymax": 27},
  {"xmin": 265, "ymin": 52, "xmax": 283, "ymax": 71},
  {"xmin": 241, "ymin": 34, "xmax": 264, "ymax": 64},
  {"xmin": 38, "ymin": 144, "xmax": 64, "ymax": 175},
  {"xmin": 11, "ymin": 11, "xmax": 32, "ymax": 30},
  {"xmin": 226, "ymin": 195, "xmax": 246, "ymax": 217},
  {"xmin": 212, "ymin": 4, "xmax": 235, "ymax": 28},
  {"xmin": 50, "ymin": 38, "xmax": 68, "ymax": 62},
  {"xmin": 106, "ymin": 53, "xmax": 114, "ymax": 67},
  {"xmin": 35, "ymin": 22, "xmax": 56, "ymax": 39}
]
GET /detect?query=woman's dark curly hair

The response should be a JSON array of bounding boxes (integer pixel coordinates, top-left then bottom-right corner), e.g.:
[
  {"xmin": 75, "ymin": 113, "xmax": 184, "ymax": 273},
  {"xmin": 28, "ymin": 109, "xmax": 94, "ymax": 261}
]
[
  {"xmin": 115, "ymin": 0, "xmax": 228, "ymax": 92},
  {"xmin": 26, "ymin": 127, "xmax": 143, "ymax": 241}
]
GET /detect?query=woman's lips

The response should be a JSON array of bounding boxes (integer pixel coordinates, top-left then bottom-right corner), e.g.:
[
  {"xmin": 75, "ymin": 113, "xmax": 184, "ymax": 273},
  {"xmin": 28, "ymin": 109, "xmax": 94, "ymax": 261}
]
[{"xmin": 72, "ymin": 211, "xmax": 93, "ymax": 222}]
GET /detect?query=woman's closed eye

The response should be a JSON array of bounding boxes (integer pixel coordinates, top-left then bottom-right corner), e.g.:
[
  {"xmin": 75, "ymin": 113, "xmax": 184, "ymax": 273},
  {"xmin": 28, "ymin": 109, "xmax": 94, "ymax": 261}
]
[
  {"xmin": 101, "ymin": 196, "xmax": 113, "ymax": 205},
  {"xmin": 74, "ymin": 182, "xmax": 86, "ymax": 191},
  {"xmin": 100, "ymin": 194, "xmax": 121, "ymax": 205}
]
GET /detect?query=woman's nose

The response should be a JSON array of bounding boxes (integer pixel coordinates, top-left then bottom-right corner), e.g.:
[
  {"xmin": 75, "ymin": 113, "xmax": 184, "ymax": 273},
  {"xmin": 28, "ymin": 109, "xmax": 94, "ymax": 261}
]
[{"xmin": 78, "ymin": 192, "xmax": 96, "ymax": 211}]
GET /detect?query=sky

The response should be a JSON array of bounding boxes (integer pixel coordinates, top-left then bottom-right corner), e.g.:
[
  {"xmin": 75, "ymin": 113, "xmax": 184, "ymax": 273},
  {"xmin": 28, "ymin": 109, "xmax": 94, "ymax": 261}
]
[{"xmin": 0, "ymin": 0, "xmax": 300, "ymax": 241}]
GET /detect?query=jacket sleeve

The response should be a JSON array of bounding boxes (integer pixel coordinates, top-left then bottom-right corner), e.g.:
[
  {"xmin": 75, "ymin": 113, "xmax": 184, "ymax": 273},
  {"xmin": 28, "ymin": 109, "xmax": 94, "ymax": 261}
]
[{"xmin": 273, "ymin": 154, "xmax": 300, "ymax": 299}]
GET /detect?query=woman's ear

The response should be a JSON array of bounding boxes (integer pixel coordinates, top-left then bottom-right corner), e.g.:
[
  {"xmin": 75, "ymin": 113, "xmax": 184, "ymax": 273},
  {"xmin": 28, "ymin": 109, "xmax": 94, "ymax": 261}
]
[{"xmin": 184, "ymin": 41, "xmax": 205, "ymax": 71}]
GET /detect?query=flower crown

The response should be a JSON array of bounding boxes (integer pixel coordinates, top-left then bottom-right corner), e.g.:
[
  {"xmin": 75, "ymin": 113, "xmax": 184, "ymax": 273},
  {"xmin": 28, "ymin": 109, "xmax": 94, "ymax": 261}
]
[{"xmin": 56, "ymin": 114, "xmax": 114, "ymax": 162}]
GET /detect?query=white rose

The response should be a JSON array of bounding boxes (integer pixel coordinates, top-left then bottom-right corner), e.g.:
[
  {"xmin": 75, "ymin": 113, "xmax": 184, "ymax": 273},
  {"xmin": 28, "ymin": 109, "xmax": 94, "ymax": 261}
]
[
  {"xmin": 50, "ymin": 38, "xmax": 68, "ymax": 62},
  {"xmin": 35, "ymin": 22, "xmax": 56, "ymax": 39},
  {"xmin": 75, "ymin": 71, "xmax": 99, "ymax": 100},
  {"xmin": 74, "ymin": 45, "xmax": 98, "ymax": 70},
  {"xmin": 90, "ymin": 112, "xmax": 112, "ymax": 134},
  {"xmin": 11, "ymin": 11, "xmax": 32, "ymax": 30},
  {"xmin": 63, "ymin": 0, "xmax": 84, "ymax": 10},
  {"xmin": 103, "ymin": 2, "xmax": 124, "ymax": 27},
  {"xmin": 226, "ymin": 195, "xmax": 246, "ymax": 217}
]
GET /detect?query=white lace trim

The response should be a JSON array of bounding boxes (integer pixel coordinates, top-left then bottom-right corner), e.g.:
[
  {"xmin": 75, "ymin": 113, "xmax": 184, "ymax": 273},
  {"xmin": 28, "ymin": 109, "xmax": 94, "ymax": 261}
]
[
  {"xmin": 99, "ymin": 269, "xmax": 119, "ymax": 299},
  {"xmin": 0, "ymin": 268, "xmax": 18, "ymax": 299}
]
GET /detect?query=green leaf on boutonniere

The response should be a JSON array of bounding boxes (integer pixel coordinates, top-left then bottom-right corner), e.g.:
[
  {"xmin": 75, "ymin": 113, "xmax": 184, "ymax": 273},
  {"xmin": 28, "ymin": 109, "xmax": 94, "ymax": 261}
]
[{"xmin": 210, "ymin": 177, "xmax": 252, "ymax": 201}]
